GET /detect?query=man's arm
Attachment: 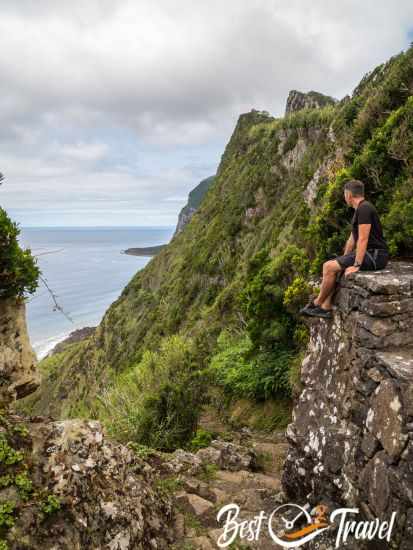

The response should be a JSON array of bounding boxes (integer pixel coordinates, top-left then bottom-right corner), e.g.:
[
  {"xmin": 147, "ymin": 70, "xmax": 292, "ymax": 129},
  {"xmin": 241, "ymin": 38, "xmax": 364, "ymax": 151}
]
[
  {"xmin": 355, "ymin": 224, "xmax": 371, "ymax": 264},
  {"xmin": 343, "ymin": 232, "xmax": 355, "ymax": 254},
  {"xmin": 345, "ymin": 224, "xmax": 371, "ymax": 277}
]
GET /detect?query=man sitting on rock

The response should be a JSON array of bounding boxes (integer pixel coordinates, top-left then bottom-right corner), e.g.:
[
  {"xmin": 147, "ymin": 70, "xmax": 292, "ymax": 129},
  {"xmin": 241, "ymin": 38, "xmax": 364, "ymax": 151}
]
[{"xmin": 301, "ymin": 179, "xmax": 390, "ymax": 319}]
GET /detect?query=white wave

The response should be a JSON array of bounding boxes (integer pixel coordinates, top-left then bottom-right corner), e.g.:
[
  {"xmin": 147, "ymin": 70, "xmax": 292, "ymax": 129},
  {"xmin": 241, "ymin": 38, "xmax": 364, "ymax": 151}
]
[{"xmin": 32, "ymin": 331, "xmax": 73, "ymax": 360}]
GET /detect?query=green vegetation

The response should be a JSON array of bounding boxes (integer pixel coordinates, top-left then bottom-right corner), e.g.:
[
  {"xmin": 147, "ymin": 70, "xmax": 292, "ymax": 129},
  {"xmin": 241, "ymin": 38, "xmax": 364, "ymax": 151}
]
[
  {"xmin": 0, "ymin": 435, "xmax": 23, "ymax": 466},
  {"xmin": 186, "ymin": 175, "xmax": 216, "ymax": 210},
  {"xmin": 209, "ymin": 331, "xmax": 292, "ymax": 401},
  {"xmin": 0, "ymin": 207, "xmax": 39, "ymax": 298},
  {"xmin": 27, "ymin": 45, "xmax": 413, "ymax": 453},
  {"xmin": 189, "ymin": 428, "xmax": 215, "ymax": 451},
  {"xmin": 98, "ymin": 335, "xmax": 209, "ymax": 450},
  {"xmin": 41, "ymin": 495, "xmax": 61, "ymax": 516},
  {"xmin": 198, "ymin": 463, "xmax": 219, "ymax": 482},
  {"xmin": 0, "ymin": 503, "xmax": 15, "ymax": 528},
  {"xmin": 0, "ymin": 414, "xmax": 48, "ymax": 549},
  {"xmin": 155, "ymin": 476, "xmax": 184, "ymax": 495},
  {"xmin": 14, "ymin": 472, "xmax": 33, "ymax": 500}
]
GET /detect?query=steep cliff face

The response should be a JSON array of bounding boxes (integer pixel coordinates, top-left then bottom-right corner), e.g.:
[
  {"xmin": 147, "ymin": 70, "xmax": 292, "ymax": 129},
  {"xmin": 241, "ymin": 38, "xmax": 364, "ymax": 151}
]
[
  {"xmin": 285, "ymin": 90, "xmax": 337, "ymax": 114},
  {"xmin": 282, "ymin": 263, "xmax": 413, "ymax": 549},
  {"xmin": 173, "ymin": 175, "xmax": 215, "ymax": 236},
  {"xmin": 0, "ymin": 297, "xmax": 39, "ymax": 404}
]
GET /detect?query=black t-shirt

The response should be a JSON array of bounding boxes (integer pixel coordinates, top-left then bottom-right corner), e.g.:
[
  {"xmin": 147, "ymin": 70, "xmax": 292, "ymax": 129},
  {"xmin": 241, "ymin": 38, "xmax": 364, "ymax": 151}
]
[{"xmin": 351, "ymin": 200, "xmax": 388, "ymax": 251}]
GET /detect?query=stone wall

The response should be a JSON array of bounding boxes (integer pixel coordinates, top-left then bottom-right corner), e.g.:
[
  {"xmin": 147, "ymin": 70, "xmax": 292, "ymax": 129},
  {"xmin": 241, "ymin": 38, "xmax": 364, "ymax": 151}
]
[{"xmin": 282, "ymin": 262, "xmax": 413, "ymax": 549}]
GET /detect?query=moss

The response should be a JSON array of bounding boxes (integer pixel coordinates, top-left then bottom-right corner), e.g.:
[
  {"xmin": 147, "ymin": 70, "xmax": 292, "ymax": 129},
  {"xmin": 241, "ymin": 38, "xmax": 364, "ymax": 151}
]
[{"xmin": 0, "ymin": 503, "xmax": 15, "ymax": 528}]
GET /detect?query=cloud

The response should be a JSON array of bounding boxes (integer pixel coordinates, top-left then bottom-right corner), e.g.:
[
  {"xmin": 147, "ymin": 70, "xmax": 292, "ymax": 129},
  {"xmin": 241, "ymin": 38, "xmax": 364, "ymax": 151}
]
[{"xmin": 0, "ymin": 1, "xmax": 412, "ymax": 225}]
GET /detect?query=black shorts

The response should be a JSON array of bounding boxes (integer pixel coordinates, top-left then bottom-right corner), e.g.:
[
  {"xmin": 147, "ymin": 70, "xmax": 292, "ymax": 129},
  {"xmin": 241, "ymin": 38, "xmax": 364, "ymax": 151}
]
[{"xmin": 335, "ymin": 249, "xmax": 389, "ymax": 271}]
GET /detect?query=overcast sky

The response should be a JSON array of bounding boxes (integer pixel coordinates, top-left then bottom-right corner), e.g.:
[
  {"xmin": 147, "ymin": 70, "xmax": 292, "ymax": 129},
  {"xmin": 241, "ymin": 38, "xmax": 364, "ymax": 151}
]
[{"xmin": 1, "ymin": 1, "xmax": 412, "ymax": 227}]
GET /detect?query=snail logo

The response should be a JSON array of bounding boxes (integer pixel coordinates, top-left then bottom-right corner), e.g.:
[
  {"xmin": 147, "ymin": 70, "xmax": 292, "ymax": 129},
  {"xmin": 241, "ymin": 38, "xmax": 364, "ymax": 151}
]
[{"xmin": 268, "ymin": 503, "xmax": 331, "ymax": 548}]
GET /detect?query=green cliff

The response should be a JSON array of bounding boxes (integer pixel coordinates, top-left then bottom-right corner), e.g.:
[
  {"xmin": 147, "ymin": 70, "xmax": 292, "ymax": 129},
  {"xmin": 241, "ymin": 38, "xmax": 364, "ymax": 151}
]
[
  {"xmin": 174, "ymin": 175, "xmax": 216, "ymax": 236},
  {"xmin": 25, "ymin": 46, "xmax": 413, "ymax": 451}
]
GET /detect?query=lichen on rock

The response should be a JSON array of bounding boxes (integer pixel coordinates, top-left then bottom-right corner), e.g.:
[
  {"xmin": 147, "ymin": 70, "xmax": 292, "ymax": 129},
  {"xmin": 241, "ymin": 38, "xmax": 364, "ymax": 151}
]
[
  {"xmin": 282, "ymin": 262, "xmax": 413, "ymax": 549},
  {"xmin": 0, "ymin": 414, "xmax": 175, "ymax": 549},
  {"xmin": 0, "ymin": 295, "xmax": 175, "ymax": 549}
]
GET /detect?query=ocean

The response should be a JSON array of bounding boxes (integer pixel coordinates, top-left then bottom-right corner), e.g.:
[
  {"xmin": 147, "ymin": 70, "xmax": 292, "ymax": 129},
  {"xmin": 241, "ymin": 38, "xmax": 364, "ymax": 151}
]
[{"xmin": 19, "ymin": 226, "xmax": 174, "ymax": 359}]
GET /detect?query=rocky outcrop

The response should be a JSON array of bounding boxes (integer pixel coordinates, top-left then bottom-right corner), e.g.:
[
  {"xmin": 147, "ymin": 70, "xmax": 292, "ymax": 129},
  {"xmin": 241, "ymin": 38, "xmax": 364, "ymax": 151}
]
[
  {"xmin": 0, "ymin": 415, "xmax": 174, "ymax": 549},
  {"xmin": 0, "ymin": 298, "xmax": 175, "ymax": 548},
  {"xmin": 282, "ymin": 262, "xmax": 413, "ymax": 549},
  {"xmin": 0, "ymin": 297, "xmax": 39, "ymax": 405},
  {"xmin": 285, "ymin": 90, "xmax": 337, "ymax": 115},
  {"xmin": 303, "ymin": 151, "xmax": 345, "ymax": 209},
  {"xmin": 277, "ymin": 127, "xmax": 324, "ymax": 171}
]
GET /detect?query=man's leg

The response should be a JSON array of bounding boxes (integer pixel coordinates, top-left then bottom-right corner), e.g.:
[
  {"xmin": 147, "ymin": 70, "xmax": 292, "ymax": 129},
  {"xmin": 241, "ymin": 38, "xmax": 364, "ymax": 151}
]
[{"xmin": 314, "ymin": 260, "xmax": 343, "ymax": 310}]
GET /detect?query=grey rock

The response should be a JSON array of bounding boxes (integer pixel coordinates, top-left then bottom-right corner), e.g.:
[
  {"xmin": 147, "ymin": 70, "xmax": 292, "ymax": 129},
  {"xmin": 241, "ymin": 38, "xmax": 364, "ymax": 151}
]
[
  {"xmin": 285, "ymin": 90, "xmax": 337, "ymax": 115},
  {"xmin": 283, "ymin": 263, "xmax": 413, "ymax": 548}
]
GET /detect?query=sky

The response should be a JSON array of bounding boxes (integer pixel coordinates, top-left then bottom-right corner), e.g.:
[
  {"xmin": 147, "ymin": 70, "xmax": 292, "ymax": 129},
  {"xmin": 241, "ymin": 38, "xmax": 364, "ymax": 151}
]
[{"xmin": 0, "ymin": 1, "xmax": 412, "ymax": 227}]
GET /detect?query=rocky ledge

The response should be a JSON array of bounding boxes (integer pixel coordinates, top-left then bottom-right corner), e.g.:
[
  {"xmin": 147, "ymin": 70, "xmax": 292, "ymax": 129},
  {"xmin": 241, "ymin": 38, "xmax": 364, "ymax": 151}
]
[
  {"xmin": 0, "ymin": 415, "xmax": 174, "ymax": 549},
  {"xmin": 282, "ymin": 262, "xmax": 413, "ymax": 549}
]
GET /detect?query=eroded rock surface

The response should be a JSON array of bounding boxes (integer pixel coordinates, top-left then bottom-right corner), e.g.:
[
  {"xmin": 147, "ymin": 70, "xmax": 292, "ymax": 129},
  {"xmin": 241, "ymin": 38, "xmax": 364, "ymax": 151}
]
[
  {"xmin": 0, "ymin": 298, "xmax": 39, "ymax": 404},
  {"xmin": 0, "ymin": 415, "xmax": 174, "ymax": 549},
  {"xmin": 285, "ymin": 90, "xmax": 337, "ymax": 115},
  {"xmin": 282, "ymin": 262, "xmax": 413, "ymax": 549}
]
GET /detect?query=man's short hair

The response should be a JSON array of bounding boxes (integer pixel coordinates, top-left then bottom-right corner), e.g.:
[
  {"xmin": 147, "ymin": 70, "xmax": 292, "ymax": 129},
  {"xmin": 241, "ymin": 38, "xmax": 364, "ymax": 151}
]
[{"xmin": 344, "ymin": 179, "xmax": 365, "ymax": 197}]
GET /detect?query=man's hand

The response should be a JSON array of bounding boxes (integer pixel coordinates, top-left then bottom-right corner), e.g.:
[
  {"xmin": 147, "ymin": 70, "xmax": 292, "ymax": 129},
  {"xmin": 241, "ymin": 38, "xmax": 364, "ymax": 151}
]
[{"xmin": 345, "ymin": 266, "xmax": 360, "ymax": 278}]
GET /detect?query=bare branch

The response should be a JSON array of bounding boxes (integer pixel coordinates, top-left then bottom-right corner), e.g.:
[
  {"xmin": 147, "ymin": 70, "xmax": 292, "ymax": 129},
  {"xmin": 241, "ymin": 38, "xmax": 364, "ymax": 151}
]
[
  {"xmin": 34, "ymin": 248, "xmax": 65, "ymax": 257},
  {"xmin": 39, "ymin": 275, "xmax": 74, "ymax": 324}
]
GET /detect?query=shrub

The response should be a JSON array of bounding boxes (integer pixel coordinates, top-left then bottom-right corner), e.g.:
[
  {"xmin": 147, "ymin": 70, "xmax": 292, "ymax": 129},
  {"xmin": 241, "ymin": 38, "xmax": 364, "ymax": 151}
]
[
  {"xmin": 189, "ymin": 428, "xmax": 214, "ymax": 451},
  {"xmin": 209, "ymin": 330, "xmax": 292, "ymax": 401},
  {"xmin": 98, "ymin": 335, "xmax": 208, "ymax": 450},
  {"xmin": 308, "ymin": 95, "xmax": 413, "ymax": 268},
  {"xmin": 0, "ymin": 208, "xmax": 39, "ymax": 298},
  {"xmin": 283, "ymin": 276, "xmax": 312, "ymax": 313},
  {"xmin": 239, "ymin": 245, "xmax": 310, "ymax": 349},
  {"xmin": 383, "ymin": 183, "xmax": 413, "ymax": 256}
]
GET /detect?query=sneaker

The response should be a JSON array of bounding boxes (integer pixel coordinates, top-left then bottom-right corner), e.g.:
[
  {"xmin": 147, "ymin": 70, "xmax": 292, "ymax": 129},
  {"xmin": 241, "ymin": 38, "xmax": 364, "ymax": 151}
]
[
  {"xmin": 302, "ymin": 305, "xmax": 333, "ymax": 319},
  {"xmin": 299, "ymin": 298, "xmax": 316, "ymax": 315}
]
